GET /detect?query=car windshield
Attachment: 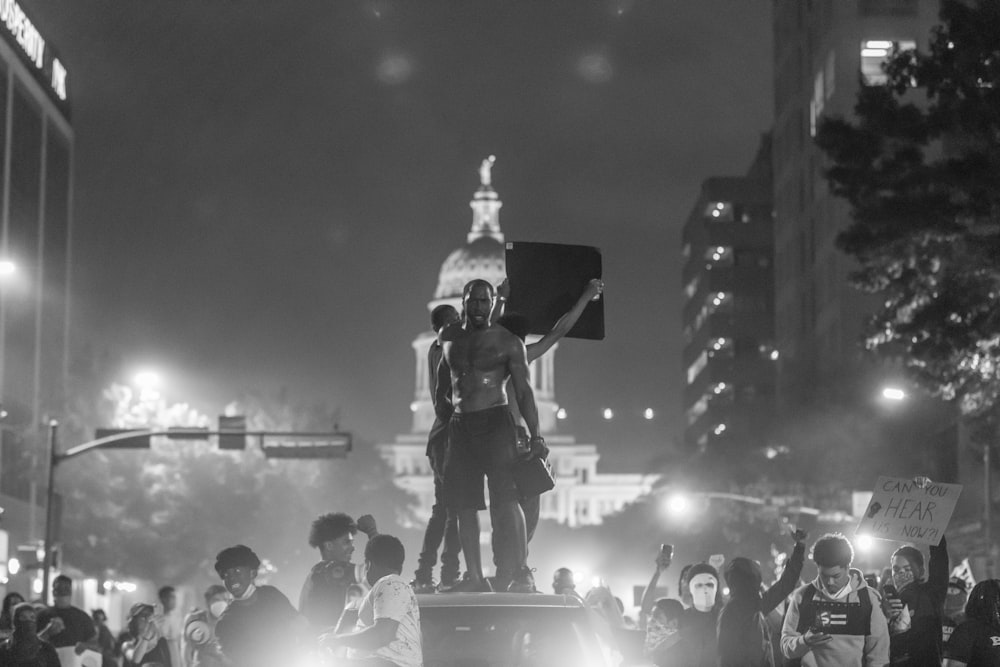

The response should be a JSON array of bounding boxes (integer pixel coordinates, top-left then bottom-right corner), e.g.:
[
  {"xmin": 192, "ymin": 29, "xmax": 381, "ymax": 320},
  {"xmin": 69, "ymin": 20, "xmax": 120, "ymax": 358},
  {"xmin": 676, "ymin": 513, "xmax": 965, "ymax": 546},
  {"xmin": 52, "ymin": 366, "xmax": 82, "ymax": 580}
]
[{"xmin": 420, "ymin": 604, "xmax": 606, "ymax": 667}]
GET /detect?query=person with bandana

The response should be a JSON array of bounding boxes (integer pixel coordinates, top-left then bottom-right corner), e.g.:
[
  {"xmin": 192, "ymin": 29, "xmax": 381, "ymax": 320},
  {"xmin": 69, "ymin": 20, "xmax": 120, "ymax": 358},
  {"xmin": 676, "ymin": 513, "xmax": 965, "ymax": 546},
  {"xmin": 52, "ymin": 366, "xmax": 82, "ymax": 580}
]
[
  {"xmin": 643, "ymin": 598, "xmax": 685, "ymax": 666},
  {"xmin": 717, "ymin": 529, "xmax": 808, "ymax": 667},
  {"xmin": 679, "ymin": 562, "xmax": 723, "ymax": 667},
  {"xmin": 214, "ymin": 544, "xmax": 307, "ymax": 667},
  {"xmin": 942, "ymin": 576, "xmax": 969, "ymax": 647},
  {"xmin": 943, "ymin": 579, "xmax": 1000, "ymax": 667},
  {"xmin": 0, "ymin": 602, "xmax": 60, "ymax": 667},
  {"xmin": 781, "ymin": 533, "xmax": 889, "ymax": 667},
  {"xmin": 182, "ymin": 584, "xmax": 231, "ymax": 667},
  {"xmin": 885, "ymin": 536, "xmax": 949, "ymax": 666}
]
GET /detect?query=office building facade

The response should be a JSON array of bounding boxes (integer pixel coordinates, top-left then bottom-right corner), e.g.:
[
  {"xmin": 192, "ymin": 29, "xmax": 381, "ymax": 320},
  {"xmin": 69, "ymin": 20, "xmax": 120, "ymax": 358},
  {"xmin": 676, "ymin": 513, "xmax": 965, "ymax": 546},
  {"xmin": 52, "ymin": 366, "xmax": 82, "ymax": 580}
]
[{"xmin": 681, "ymin": 137, "xmax": 776, "ymax": 453}]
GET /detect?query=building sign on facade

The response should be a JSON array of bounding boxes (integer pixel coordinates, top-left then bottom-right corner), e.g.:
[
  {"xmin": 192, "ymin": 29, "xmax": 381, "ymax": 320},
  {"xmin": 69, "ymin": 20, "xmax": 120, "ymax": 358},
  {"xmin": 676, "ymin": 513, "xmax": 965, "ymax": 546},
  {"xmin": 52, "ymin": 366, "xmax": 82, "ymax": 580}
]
[{"xmin": 0, "ymin": 0, "xmax": 69, "ymax": 111}]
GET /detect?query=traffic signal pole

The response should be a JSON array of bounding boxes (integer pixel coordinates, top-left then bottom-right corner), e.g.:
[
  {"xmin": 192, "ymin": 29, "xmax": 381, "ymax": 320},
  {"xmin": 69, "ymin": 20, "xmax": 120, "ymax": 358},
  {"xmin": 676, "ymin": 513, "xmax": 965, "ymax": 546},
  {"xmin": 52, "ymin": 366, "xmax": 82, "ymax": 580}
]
[{"xmin": 41, "ymin": 424, "xmax": 350, "ymax": 601}]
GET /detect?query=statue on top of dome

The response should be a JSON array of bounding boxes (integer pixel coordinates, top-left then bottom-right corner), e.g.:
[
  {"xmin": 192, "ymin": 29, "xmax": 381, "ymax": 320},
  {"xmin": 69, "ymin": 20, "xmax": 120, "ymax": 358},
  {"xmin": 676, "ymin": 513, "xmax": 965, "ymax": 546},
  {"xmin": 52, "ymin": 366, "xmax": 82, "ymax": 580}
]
[{"xmin": 479, "ymin": 155, "xmax": 496, "ymax": 187}]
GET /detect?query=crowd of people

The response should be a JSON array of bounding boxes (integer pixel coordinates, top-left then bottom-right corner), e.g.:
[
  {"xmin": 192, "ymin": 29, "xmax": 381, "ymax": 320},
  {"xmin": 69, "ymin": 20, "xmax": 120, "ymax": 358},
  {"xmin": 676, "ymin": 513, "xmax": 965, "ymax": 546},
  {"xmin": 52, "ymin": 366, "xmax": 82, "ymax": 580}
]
[{"xmin": 2, "ymin": 278, "xmax": 999, "ymax": 667}]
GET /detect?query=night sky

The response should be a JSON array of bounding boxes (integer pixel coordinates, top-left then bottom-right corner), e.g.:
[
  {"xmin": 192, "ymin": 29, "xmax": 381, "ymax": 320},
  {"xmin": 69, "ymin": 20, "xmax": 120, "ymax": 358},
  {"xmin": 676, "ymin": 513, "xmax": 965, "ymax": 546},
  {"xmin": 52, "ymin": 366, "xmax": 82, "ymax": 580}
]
[{"xmin": 39, "ymin": 0, "xmax": 772, "ymax": 471}]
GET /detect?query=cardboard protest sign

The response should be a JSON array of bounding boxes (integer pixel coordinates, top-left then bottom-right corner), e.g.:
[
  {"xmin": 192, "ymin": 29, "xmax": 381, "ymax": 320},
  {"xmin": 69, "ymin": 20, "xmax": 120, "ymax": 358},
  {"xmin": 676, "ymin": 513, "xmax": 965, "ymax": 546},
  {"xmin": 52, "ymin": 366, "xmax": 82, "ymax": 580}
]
[
  {"xmin": 856, "ymin": 476, "xmax": 962, "ymax": 546},
  {"xmin": 503, "ymin": 241, "xmax": 604, "ymax": 340}
]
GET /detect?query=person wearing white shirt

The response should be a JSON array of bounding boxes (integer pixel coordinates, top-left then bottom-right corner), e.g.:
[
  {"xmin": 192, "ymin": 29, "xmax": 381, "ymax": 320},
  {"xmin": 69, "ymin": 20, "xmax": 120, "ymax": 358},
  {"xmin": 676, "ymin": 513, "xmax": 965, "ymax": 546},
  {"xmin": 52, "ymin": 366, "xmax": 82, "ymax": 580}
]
[{"xmin": 322, "ymin": 534, "xmax": 422, "ymax": 667}]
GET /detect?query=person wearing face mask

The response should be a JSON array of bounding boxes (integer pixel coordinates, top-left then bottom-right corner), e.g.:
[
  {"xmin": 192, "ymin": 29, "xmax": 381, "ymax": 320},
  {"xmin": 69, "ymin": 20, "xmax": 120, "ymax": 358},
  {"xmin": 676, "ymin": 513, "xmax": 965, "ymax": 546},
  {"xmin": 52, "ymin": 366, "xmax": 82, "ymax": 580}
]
[
  {"xmin": 678, "ymin": 562, "xmax": 722, "ymax": 667},
  {"xmin": 0, "ymin": 602, "xmax": 60, "ymax": 666},
  {"xmin": 942, "ymin": 576, "xmax": 969, "ymax": 647},
  {"xmin": 321, "ymin": 534, "xmax": 422, "ymax": 667},
  {"xmin": 717, "ymin": 529, "xmax": 808, "ymax": 667},
  {"xmin": 781, "ymin": 533, "xmax": 889, "ymax": 667},
  {"xmin": 884, "ymin": 536, "xmax": 948, "ymax": 666},
  {"xmin": 213, "ymin": 544, "xmax": 307, "ymax": 667},
  {"xmin": 182, "ymin": 585, "xmax": 230, "ymax": 667},
  {"xmin": 123, "ymin": 603, "xmax": 172, "ymax": 667},
  {"xmin": 642, "ymin": 598, "xmax": 685, "ymax": 666}
]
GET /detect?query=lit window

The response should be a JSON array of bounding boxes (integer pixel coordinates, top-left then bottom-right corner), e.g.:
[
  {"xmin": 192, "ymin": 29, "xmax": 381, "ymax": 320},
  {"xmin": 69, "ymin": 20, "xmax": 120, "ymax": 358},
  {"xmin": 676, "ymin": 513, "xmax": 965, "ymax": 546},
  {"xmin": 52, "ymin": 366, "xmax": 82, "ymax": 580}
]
[
  {"xmin": 704, "ymin": 201, "xmax": 734, "ymax": 222},
  {"xmin": 704, "ymin": 246, "xmax": 733, "ymax": 266},
  {"xmin": 861, "ymin": 39, "xmax": 915, "ymax": 86},
  {"xmin": 687, "ymin": 395, "xmax": 710, "ymax": 425},
  {"xmin": 684, "ymin": 275, "xmax": 700, "ymax": 300},
  {"xmin": 686, "ymin": 351, "xmax": 709, "ymax": 385}
]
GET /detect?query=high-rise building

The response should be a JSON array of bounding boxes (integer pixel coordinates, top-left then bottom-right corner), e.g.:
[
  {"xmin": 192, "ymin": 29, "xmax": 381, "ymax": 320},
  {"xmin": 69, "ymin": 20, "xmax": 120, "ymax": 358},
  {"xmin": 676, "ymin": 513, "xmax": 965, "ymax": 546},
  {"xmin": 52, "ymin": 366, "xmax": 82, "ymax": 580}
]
[
  {"xmin": 681, "ymin": 137, "xmax": 775, "ymax": 453},
  {"xmin": 378, "ymin": 159, "xmax": 657, "ymax": 532},
  {"xmin": 771, "ymin": 0, "xmax": 938, "ymax": 405},
  {"xmin": 0, "ymin": 0, "xmax": 73, "ymax": 542}
]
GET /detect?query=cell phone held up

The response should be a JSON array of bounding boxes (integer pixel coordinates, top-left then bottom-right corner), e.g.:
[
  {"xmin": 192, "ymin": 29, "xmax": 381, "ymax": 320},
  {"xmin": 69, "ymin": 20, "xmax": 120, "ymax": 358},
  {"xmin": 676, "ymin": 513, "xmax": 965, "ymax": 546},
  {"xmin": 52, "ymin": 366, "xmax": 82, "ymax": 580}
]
[{"xmin": 659, "ymin": 543, "xmax": 673, "ymax": 561}]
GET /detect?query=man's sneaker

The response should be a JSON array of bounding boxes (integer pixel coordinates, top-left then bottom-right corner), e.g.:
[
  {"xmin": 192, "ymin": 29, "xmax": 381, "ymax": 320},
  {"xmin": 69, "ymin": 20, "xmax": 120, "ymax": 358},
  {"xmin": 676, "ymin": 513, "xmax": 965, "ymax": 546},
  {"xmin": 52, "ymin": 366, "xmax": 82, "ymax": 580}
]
[
  {"xmin": 440, "ymin": 573, "xmax": 494, "ymax": 593},
  {"xmin": 410, "ymin": 575, "xmax": 438, "ymax": 594},
  {"xmin": 506, "ymin": 567, "xmax": 537, "ymax": 593}
]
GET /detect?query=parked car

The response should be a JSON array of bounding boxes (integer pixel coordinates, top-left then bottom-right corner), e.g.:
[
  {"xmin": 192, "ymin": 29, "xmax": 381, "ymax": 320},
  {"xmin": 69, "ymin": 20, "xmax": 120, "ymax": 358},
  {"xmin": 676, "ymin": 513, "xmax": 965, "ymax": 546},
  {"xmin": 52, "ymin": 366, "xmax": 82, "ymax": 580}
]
[{"xmin": 418, "ymin": 592, "xmax": 619, "ymax": 667}]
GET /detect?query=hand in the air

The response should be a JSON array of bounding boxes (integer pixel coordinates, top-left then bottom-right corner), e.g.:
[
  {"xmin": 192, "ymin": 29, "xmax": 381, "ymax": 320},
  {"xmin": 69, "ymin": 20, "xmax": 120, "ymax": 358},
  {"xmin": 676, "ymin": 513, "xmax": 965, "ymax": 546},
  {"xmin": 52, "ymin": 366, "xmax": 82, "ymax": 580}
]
[{"xmin": 356, "ymin": 514, "xmax": 378, "ymax": 537}]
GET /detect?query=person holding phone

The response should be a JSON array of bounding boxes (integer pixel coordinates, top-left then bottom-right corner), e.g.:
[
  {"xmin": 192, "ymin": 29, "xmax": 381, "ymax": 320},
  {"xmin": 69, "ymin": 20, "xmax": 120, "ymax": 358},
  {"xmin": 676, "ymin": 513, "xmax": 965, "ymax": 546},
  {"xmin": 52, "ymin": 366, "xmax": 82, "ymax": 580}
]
[
  {"xmin": 885, "ymin": 537, "xmax": 949, "ymax": 666},
  {"xmin": 780, "ymin": 533, "xmax": 889, "ymax": 667}
]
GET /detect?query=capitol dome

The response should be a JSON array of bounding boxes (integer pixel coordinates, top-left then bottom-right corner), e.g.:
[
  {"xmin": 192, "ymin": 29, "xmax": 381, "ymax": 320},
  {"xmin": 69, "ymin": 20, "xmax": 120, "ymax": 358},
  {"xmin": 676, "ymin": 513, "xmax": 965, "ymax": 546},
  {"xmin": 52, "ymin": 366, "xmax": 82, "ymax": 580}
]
[
  {"xmin": 432, "ymin": 157, "xmax": 506, "ymax": 302},
  {"xmin": 434, "ymin": 235, "xmax": 506, "ymax": 299}
]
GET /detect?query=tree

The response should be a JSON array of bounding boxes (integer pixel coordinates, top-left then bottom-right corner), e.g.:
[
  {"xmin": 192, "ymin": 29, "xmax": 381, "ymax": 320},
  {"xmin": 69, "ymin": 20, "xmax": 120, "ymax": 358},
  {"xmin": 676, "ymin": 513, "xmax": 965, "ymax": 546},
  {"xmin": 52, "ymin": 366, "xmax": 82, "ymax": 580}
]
[
  {"xmin": 58, "ymin": 384, "xmax": 417, "ymax": 590},
  {"xmin": 815, "ymin": 0, "xmax": 1000, "ymax": 417}
]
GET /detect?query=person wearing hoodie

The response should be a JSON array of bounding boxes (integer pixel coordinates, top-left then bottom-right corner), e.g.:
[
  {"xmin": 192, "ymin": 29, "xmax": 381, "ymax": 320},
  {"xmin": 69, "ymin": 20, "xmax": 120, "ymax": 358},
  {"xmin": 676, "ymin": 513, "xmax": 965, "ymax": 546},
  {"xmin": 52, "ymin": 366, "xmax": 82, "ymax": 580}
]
[
  {"xmin": 942, "ymin": 576, "xmax": 969, "ymax": 647},
  {"xmin": 884, "ymin": 536, "xmax": 949, "ymax": 666},
  {"xmin": 781, "ymin": 533, "xmax": 890, "ymax": 667},
  {"xmin": 679, "ymin": 562, "xmax": 723, "ymax": 667},
  {"xmin": 717, "ymin": 528, "xmax": 808, "ymax": 667}
]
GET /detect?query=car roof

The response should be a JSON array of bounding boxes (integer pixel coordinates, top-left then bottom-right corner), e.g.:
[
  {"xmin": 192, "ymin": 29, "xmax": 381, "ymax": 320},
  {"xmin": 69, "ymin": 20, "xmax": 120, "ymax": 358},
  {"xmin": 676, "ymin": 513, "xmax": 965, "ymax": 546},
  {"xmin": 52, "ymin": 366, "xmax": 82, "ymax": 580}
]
[{"xmin": 417, "ymin": 592, "xmax": 585, "ymax": 608}]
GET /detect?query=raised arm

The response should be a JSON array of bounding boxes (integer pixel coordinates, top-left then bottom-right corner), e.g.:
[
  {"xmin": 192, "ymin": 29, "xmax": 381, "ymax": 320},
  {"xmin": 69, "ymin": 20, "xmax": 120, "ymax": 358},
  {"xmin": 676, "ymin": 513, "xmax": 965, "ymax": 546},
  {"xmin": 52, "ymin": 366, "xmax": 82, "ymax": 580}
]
[
  {"xmin": 526, "ymin": 279, "xmax": 603, "ymax": 362},
  {"xmin": 638, "ymin": 549, "xmax": 671, "ymax": 631},
  {"xmin": 927, "ymin": 534, "xmax": 949, "ymax": 606},
  {"xmin": 761, "ymin": 530, "xmax": 807, "ymax": 613}
]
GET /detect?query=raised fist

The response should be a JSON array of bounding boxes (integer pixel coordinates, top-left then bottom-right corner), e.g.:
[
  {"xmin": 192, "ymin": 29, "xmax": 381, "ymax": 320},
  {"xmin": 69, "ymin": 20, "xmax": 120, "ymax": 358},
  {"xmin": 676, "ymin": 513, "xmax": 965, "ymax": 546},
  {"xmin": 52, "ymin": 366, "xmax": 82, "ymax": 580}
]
[{"xmin": 356, "ymin": 514, "xmax": 378, "ymax": 537}]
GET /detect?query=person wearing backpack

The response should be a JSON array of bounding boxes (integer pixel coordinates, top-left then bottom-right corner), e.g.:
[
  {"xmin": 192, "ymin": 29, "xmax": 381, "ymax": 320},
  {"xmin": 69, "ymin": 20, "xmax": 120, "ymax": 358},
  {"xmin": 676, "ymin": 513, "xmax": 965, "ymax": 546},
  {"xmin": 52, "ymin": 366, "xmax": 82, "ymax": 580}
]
[{"xmin": 781, "ymin": 533, "xmax": 889, "ymax": 667}]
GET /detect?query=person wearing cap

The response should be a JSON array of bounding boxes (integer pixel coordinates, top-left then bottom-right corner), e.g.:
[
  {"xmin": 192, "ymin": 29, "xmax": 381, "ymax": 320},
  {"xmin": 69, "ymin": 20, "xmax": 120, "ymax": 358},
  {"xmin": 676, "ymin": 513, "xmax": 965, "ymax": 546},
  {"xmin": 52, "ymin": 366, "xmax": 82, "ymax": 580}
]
[
  {"xmin": 123, "ymin": 602, "xmax": 172, "ymax": 666},
  {"xmin": 942, "ymin": 575, "xmax": 969, "ymax": 646},
  {"xmin": 885, "ymin": 536, "xmax": 949, "ymax": 666},
  {"xmin": 717, "ymin": 529, "xmax": 807, "ymax": 667},
  {"xmin": 213, "ymin": 544, "xmax": 305, "ymax": 667}
]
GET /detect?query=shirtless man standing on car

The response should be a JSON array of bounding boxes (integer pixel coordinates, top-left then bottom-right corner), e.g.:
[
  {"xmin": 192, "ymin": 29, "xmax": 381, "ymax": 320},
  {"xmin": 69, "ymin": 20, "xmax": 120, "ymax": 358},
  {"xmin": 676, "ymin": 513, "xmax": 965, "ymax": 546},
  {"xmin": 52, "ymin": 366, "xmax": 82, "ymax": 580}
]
[{"xmin": 435, "ymin": 278, "xmax": 546, "ymax": 593}]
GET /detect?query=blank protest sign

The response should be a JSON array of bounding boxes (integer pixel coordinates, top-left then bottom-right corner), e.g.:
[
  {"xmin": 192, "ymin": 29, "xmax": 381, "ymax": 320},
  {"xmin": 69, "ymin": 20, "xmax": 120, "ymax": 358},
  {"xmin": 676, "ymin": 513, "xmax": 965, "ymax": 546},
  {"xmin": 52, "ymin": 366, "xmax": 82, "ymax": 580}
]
[
  {"xmin": 503, "ymin": 241, "xmax": 604, "ymax": 340},
  {"xmin": 856, "ymin": 476, "xmax": 962, "ymax": 546}
]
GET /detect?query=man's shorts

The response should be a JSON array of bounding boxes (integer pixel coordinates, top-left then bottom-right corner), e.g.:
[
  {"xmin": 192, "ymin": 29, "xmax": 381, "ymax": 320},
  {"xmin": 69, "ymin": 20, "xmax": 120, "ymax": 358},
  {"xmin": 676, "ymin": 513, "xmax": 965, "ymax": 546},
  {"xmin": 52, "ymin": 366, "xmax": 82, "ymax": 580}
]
[{"xmin": 443, "ymin": 405, "xmax": 519, "ymax": 511}]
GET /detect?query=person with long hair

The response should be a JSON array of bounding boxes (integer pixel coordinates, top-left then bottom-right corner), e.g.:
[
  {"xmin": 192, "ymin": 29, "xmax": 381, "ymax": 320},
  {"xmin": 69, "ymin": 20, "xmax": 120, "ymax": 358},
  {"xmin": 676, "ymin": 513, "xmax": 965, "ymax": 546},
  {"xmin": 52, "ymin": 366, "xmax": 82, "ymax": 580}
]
[
  {"xmin": 0, "ymin": 591, "xmax": 26, "ymax": 641},
  {"xmin": 942, "ymin": 579, "xmax": 1000, "ymax": 667}
]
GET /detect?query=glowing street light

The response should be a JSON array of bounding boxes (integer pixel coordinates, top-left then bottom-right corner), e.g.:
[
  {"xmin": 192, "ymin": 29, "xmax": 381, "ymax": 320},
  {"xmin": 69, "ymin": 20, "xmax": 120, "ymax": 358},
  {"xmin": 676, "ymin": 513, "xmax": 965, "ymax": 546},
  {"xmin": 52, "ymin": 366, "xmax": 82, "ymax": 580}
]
[
  {"xmin": 602, "ymin": 408, "xmax": 614, "ymax": 420},
  {"xmin": 882, "ymin": 387, "xmax": 906, "ymax": 401},
  {"xmin": 556, "ymin": 408, "xmax": 567, "ymax": 420},
  {"xmin": 856, "ymin": 534, "xmax": 875, "ymax": 552},
  {"xmin": 0, "ymin": 260, "xmax": 16, "ymax": 277},
  {"xmin": 665, "ymin": 493, "xmax": 690, "ymax": 516},
  {"xmin": 644, "ymin": 408, "xmax": 654, "ymax": 420},
  {"xmin": 134, "ymin": 370, "xmax": 162, "ymax": 390}
]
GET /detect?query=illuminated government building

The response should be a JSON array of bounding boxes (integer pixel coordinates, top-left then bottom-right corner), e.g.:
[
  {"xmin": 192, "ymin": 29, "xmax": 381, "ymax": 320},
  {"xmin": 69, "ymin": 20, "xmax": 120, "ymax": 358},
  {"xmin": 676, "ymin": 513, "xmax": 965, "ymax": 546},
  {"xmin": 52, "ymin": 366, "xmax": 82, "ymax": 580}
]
[
  {"xmin": 377, "ymin": 160, "xmax": 657, "ymax": 529},
  {"xmin": 0, "ymin": 0, "xmax": 73, "ymax": 588}
]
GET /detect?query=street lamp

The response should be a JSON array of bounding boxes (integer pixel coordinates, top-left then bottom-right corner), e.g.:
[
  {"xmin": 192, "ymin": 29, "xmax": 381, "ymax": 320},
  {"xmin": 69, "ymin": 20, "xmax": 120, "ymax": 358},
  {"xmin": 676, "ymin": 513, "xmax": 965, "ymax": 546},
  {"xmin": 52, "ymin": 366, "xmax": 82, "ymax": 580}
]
[{"xmin": 881, "ymin": 387, "xmax": 906, "ymax": 401}]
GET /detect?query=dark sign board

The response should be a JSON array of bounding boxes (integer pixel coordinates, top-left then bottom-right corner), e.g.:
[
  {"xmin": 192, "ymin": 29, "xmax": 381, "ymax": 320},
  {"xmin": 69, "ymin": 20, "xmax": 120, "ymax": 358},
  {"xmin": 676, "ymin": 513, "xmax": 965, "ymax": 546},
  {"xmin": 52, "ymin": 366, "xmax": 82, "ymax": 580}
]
[
  {"xmin": 0, "ymin": 1, "xmax": 71, "ymax": 118},
  {"xmin": 503, "ymin": 241, "xmax": 604, "ymax": 340}
]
